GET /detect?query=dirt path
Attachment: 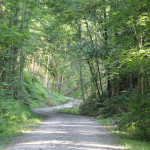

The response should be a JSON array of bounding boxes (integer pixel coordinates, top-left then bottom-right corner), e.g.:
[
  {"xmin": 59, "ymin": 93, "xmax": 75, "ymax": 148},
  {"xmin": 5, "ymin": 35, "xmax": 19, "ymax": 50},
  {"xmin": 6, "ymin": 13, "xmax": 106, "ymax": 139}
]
[
  {"xmin": 32, "ymin": 97, "xmax": 82, "ymax": 117},
  {"xmin": 5, "ymin": 99, "xmax": 124, "ymax": 150}
]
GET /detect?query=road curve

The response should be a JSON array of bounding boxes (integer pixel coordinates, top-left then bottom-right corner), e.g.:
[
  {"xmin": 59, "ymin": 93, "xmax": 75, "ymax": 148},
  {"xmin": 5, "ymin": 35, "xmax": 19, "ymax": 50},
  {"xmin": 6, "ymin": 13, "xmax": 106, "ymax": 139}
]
[
  {"xmin": 5, "ymin": 99, "xmax": 124, "ymax": 150},
  {"xmin": 32, "ymin": 97, "xmax": 82, "ymax": 117}
]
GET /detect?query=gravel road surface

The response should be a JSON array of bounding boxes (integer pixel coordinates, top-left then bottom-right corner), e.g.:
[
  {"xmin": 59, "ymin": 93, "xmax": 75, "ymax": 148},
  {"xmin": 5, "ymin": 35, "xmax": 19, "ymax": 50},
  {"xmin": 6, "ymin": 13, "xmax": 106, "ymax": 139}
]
[{"xmin": 5, "ymin": 99, "xmax": 124, "ymax": 150}]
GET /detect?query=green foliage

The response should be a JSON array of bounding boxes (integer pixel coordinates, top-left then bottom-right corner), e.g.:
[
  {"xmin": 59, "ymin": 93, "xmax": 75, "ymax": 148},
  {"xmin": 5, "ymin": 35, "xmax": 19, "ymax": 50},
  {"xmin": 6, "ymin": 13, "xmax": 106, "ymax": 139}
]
[
  {"xmin": 0, "ymin": 99, "xmax": 39, "ymax": 133},
  {"xmin": 0, "ymin": 70, "xmax": 68, "ymax": 149},
  {"xmin": 97, "ymin": 88, "xmax": 150, "ymax": 140},
  {"xmin": 98, "ymin": 89, "xmax": 136, "ymax": 118},
  {"xmin": 80, "ymin": 94, "xmax": 100, "ymax": 116},
  {"xmin": 23, "ymin": 70, "xmax": 50, "ymax": 108},
  {"xmin": 56, "ymin": 107, "xmax": 80, "ymax": 115},
  {"xmin": 48, "ymin": 91, "xmax": 69, "ymax": 106},
  {"xmin": 118, "ymin": 139, "xmax": 150, "ymax": 150},
  {"xmin": 1, "ymin": 0, "xmax": 150, "ymax": 146},
  {"xmin": 97, "ymin": 117, "xmax": 150, "ymax": 150},
  {"xmin": 118, "ymin": 89, "xmax": 150, "ymax": 140},
  {"xmin": 97, "ymin": 117, "xmax": 112, "ymax": 127},
  {"xmin": 23, "ymin": 70, "xmax": 68, "ymax": 108},
  {"xmin": 0, "ymin": 98, "xmax": 41, "ymax": 149}
]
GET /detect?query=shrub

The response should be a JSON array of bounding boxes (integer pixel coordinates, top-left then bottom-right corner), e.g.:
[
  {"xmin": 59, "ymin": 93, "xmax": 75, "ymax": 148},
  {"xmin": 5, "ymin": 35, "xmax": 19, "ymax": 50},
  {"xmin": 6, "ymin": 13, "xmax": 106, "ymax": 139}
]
[
  {"xmin": 117, "ymin": 89, "xmax": 150, "ymax": 140},
  {"xmin": 0, "ymin": 98, "xmax": 40, "ymax": 134},
  {"xmin": 80, "ymin": 94, "xmax": 100, "ymax": 116},
  {"xmin": 98, "ymin": 89, "xmax": 136, "ymax": 118}
]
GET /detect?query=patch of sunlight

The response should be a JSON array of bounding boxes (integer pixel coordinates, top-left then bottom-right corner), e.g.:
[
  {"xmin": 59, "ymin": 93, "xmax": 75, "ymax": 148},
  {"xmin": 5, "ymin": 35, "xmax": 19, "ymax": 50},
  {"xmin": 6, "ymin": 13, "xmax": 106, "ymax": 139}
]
[
  {"xmin": 19, "ymin": 140, "xmax": 125, "ymax": 150},
  {"xmin": 29, "ymin": 130, "xmax": 68, "ymax": 134},
  {"xmin": 43, "ymin": 121, "xmax": 95, "ymax": 124}
]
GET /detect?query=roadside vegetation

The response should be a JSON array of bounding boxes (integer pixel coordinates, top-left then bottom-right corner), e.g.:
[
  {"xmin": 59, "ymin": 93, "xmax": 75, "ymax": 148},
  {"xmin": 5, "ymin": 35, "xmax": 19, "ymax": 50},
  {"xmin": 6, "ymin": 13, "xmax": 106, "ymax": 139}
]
[
  {"xmin": 0, "ymin": 71, "xmax": 67, "ymax": 149},
  {"xmin": 98, "ymin": 118, "xmax": 150, "ymax": 150},
  {"xmin": 0, "ymin": 0, "xmax": 150, "ymax": 149},
  {"xmin": 56, "ymin": 105, "xmax": 81, "ymax": 115},
  {"xmin": 23, "ymin": 70, "xmax": 68, "ymax": 108},
  {"xmin": 0, "ymin": 102, "xmax": 41, "ymax": 149}
]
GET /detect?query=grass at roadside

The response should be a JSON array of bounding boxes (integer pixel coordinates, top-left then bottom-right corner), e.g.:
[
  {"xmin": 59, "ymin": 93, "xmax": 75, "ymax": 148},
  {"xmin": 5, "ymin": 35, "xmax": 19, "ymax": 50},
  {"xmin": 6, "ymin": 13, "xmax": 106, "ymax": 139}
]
[
  {"xmin": 0, "ymin": 93, "xmax": 67, "ymax": 150},
  {"xmin": 23, "ymin": 70, "xmax": 68, "ymax": 108},
  {"xmin": 56, "ymin": 107, "xmax": 80, "ymax": 115},
  {"xmin": 49, "ymin": 91, "xmax": 69, "ymax": 106},
  {"xmin": 0, "ymin": 101, "xmax": 42, "ymax": 149},
  {"xmin": 0, "ymin": 70, "xmax": 69, "ymax": 149},
  {"xmin": 97, "ymin": 118, "xmax": 150, "ymax": 150},
  {"xmin": 0, "ymin": 118, "xmax": 41, "ymax": 149}
]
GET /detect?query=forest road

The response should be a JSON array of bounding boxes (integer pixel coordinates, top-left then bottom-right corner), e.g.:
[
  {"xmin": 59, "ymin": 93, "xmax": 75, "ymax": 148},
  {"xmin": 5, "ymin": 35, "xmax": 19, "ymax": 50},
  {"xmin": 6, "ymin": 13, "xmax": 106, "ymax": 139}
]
[{"xmin": 5, "ymin": 98, "xmax": 124, "ymax": 150}]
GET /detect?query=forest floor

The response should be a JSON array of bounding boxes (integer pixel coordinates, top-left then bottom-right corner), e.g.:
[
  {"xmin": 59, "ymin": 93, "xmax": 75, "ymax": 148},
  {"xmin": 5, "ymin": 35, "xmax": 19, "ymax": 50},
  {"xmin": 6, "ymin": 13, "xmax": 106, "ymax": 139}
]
[{"xmin": 5, "ymin": 98, "xmax": 125, "ymax": 150}]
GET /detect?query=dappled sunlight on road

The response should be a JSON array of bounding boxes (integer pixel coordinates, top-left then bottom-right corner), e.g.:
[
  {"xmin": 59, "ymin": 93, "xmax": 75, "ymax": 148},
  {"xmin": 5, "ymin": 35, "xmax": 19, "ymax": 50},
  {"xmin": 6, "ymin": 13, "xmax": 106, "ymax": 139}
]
[
  {"xmin": 6, "ymin": 102, "xmax": 125, "ymax": 150},
  {"xmin": 13, "ymin": 140, "xmax": 124, "ymax": 150}
]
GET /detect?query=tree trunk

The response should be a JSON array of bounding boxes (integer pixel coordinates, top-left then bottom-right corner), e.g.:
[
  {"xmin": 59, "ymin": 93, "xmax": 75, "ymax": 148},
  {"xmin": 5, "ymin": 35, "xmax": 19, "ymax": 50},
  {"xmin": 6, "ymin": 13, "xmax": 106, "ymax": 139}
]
[
  {"xmin": 138, "ymin": 67, "xmax": 143, "ymax": 94},
  {"xmin": 107, "ymin": 75, "xmax": 111, "ymax": 98},
  {"xmin": 79, "ymin": 57, "xmax": 85, "ymax": 100},
  {"xmin": 95, "ymin": 31, "xmax": 104, "ymax": 96},
  {"xmin": 129, "ymin": 74, "xmax": 133, "ymax": 88},
  {"xmin": 18, "ymin": 2, "xmax": 26, "ymax": 99},
  {"xmin": 59, "ymin": 76, "xmax": 63, "ymax": 93},
  {"xmin": 96, "ymin": 60, "xmax": 103, "ymax": 95},
  {"xmin": 32, "ymin": 57, "xmax": 35, "ymax": 73},
  {"xmin": 78, "ymin": 23, "xmax": 85, "ymax": 100},
  {"xmin": 85, "ymin": 21, "xmax": 102, "ymax": 101},
  {"xmin": 103, "ymin": 6, "xmax": 111, "ymax": 98},
  {"xmin": 145, "ymin": 71, "xmax": 150, "ymax": 88},
  {"xmin": 133, "ymin": 23, "xmax": 144, "ymax": 94},
  {"xmin": 8, "ymin": 4, "xmax": 19, "ymax": 97},
  {"xmin": 19, "ymin": 45, "xmax": 24, "ymax": 97},
  {"xmin": 116, "ymin": 83, "xmax": 120, "ymax": 95},
  {"xmin": 47, "ymin": 73, "xmax": 50, "ymax": 91},
  {"xmin": 0, "ymin": 51, "xmax": 7, "ymax": 83},
  {"xmin": 46, "ymin": 54, "xmax": 50, "ymax": 89},
  {"xmin": 87, "ymin": 60, "xmax": 101, "ymax": 101}
]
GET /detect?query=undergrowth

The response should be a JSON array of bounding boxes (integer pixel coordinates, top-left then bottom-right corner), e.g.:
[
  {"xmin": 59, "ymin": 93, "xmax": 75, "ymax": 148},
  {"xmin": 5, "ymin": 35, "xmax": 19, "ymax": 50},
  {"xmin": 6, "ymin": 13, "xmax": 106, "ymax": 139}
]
[
  {"xmin": 49, "ymin": 91, "xmax": 69, "ymax": 106},
  {"xmin": 0, "ymin": 98, "xmax": 41, "ymax": 149},
  {"xmin": 79, "ymin": 94, "xmax": 100, "ymax": 117},
  {"xmin": 56, "ymin": 107, "xmax": 80, "ymax": 115},
  {"xmin": 23, "ymin": 71, "xmax": 68, "ymax": 108},
  {"xmin": 23, "ymin": 70, "xmax": 52, "ymax": 108},
  {"xmin": 23, "ymin": 70, "xmax": 68, "ymax": 108},
  {"xmin": 80, "ymin": 88, "xmax": 150, "ymax": 149},
  {"xmin": 0, "ymin": 70, "xmax": 68, "ymax": 149},
  {"xmin": 97, "ymin": 117, "xmax": 150, "ymax": 150}
]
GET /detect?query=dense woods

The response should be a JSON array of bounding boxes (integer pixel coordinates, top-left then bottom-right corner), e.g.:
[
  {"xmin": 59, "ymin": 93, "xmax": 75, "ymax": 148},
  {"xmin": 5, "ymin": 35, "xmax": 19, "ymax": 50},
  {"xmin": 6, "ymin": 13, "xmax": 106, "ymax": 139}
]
[{"xmin": 0, "ymin": 0, "xmax": 150, "ymax": 147}]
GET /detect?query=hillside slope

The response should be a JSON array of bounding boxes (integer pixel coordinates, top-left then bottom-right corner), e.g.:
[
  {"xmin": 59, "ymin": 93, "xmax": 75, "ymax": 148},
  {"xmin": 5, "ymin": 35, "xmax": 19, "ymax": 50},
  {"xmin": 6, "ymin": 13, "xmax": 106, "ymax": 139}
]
[{"xmin": 0, "ymin": 70, "xmax": 68, "ymax": 149}]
